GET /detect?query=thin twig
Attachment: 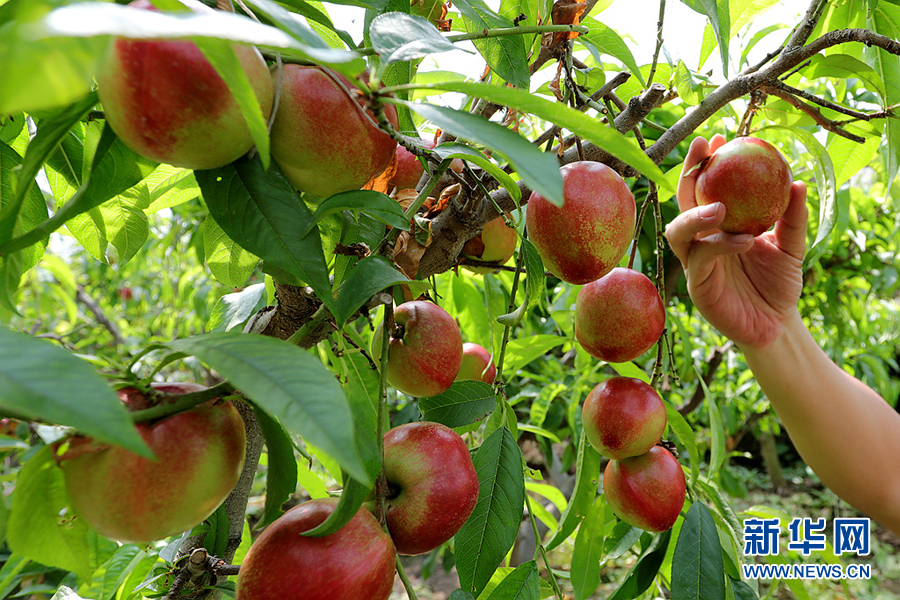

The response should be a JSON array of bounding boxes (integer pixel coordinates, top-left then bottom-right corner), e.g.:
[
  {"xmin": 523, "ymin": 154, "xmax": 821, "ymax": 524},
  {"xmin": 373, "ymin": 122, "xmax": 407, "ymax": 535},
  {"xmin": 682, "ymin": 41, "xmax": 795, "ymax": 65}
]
[
  {"xmin": 760, "ymin": 85, "xmax": 865, "ymax": 142},
  {"xmin": 647, "ymin": 0, "xmax": 667, "ymax": 87}
]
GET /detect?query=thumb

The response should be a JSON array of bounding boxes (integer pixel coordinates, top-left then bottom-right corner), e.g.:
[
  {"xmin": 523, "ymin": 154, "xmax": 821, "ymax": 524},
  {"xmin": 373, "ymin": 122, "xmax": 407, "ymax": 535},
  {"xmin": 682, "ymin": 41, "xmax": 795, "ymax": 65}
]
[{"xmin": 773, "ymin": 182, "xmax": 808, "ymax": 261}]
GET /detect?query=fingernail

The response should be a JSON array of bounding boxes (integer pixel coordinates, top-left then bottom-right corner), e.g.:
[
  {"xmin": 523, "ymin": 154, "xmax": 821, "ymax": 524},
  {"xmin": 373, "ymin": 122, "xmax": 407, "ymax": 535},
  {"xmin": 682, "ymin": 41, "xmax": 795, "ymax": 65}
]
[
  {"xmin": 698, "ymin": 203, "xmax": 719, "ymax": 218},
  {"xmin": 733, "ymin": 234, "xmax": 753, "ymax": 244}
]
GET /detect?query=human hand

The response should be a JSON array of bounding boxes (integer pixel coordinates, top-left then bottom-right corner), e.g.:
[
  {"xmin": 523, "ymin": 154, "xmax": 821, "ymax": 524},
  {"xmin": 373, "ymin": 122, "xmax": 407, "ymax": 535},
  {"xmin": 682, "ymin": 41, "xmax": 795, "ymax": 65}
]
[{"xmin": 665, "ymin": 135, "xmax": 808, "ymax": 350}]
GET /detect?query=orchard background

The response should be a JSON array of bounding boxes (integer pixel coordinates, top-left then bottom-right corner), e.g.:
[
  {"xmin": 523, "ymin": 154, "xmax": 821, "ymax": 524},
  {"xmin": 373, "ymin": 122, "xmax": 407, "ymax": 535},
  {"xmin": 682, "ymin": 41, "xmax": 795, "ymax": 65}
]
[{"xmin": 1, "ymin": 0, "xmax": 899, "ymax": 597}]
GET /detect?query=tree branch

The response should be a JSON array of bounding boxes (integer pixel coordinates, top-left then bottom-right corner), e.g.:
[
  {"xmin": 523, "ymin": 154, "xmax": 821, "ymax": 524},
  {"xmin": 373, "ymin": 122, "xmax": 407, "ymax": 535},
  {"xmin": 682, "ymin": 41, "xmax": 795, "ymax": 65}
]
[{"xmin": 760, "ymin": 85, "xmax": 866, "ymax": 142}]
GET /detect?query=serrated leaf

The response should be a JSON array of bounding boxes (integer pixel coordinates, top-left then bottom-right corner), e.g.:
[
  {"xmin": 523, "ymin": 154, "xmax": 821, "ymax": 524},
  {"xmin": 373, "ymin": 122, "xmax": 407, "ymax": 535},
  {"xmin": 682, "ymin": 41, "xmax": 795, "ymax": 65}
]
[
  {"xmin": 671, "ymin": 503, "xmax": 726, "ymax": 600},
  {"xmin": 208, "ymin": 283, "xmax": 268, "ymax": 332},
  {"xmin": 399, "ymin": 100, "xmax": 564, "ymax": 207},
  {"xmin": 456, "ymin": 427, "xmax": 525, "ymax": 596},
  {"xmin": 195, "ymin": 157, "xmax": 336, "ymax": 317},
  {"xmin": 145, "ymin": 165, "xmax": 199, "ymax": 213},
  {"xmin": 607, "ymin": 530, "xmax": 671, "ymax": 600},
  {"xmin": 419, "ymin": 380, "xmax": 495, "ymax": 427},
  {"xmin": 580, "ymin": 19, "xmax": 646, "ymax": 86},
  {"xmin": 681, "ymin": 0, "xmax": 730, "ymax": 77},
  {"xmin": 497, "ymin": 239, "xmax": 542, "ymax": 326},
  {"xmin": 306, "ymin": 190, "xmax": 409, "ymax": 234},
  {"xmin": 453, "ymin": 0, "xmax": 529, "ymax": 89},
  {"xmin": 370, "ymin": 12, "xmax": 459, "ymax": 62},
  {"xmin": 168, "ymin": 332, "xmax": 371, "ymax": 485},
  {"xmin": 403, "ymin": 82, "xmax": 674, "ymax": 196},
  {"xmin": 546, "ymin": 432, "xmax": 602, "ymax": 550},
  {"xmin": 8, "ymin": 446, "xmax": 93, "ymax": 582},
  {"xmin": 203, "ymin": 216, "xmax": 260, "ymax": 288},
  {"xmin": 572, "ymin": 496, "xmax": 607, "ymax": 600},
  {"xmin": 67, "ymin": 185, "xmax": 151, "ymax": 265},
  {"xmin": 0, "ymin": 327, "xmax": 149, "ymax": 455},
  {"xmin": 254, "ymin": 405, "xmax": 299, "ymax": 528},
  {"xmin": 485, "ymin": 560, "xmax": 540, "ymax": 600}
]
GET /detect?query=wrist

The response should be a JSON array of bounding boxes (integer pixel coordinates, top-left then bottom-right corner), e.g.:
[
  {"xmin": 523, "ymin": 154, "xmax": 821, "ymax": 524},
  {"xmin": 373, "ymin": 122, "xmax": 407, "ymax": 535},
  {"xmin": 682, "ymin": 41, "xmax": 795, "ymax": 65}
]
[{"xmin": 737, "ymin": 309, "xmax": 807, "ymax": 361}]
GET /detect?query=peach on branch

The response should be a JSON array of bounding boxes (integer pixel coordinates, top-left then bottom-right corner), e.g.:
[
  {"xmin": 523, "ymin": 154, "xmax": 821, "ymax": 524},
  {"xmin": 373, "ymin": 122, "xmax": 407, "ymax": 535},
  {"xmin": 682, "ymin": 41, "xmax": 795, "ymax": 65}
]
[
  {"xmin": 454, "ymin": 343, "xmax": 497, "ymax": 384},
  {"xmin": 526, "ymin": 161, "xmax": 635, "ymax": 285},
  {"xmin": 603, "ymin": 445, "xmax": 686, "ymax": 532},
  {"xmin": 582, "ymin": 377, "xmax": 666, "ymax": 460},
  {"xmin": 96, "ymin": 0, "xmax": 273, "ymax": 170},
  {"xmin": 269, "ymin": 65, "xmax": 399, "ymax": 198}
]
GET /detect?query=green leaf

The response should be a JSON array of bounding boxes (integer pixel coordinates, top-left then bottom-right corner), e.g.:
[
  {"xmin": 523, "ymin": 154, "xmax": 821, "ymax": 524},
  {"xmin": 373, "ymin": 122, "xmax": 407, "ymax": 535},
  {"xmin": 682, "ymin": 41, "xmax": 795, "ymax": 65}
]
[
  {"xmin": 805, "ymin": 54, "xmax": 884, "ymax": 97},
  {"xmin": 51, "ymin": 586, "xmax": 91, "ymax": 600},
  {"xmin": 571, "ymin": 496, "xmax": 607, "ymax": 600},
  {"xmin": 580, "ymin": 19, "xmax": 646, "ymax": 86},
  {"xmin": 697, "ymin": 366, "xmax": 726, "ymax": 478},
  {"xmin": 195, "ymin": 157, "xmax": 336, "ymax": 317},
  {"xmin": 168, "ymin": 332, "xmax": 371, "ymax": 485},
  {"xmin": 0, "ymin": 327, "xmax": 149, "ymax": 455},
  {"xmin": 370, "ymin": 12, "xmax": 459, "ymax": 62},
  {"xmin": 450, "ymin": 591, "xmax": 477, "ymax": 600},
  {"xmin": 607, "ymin": 530, "xmax": 671, "ymax": 600},
  {"xmin": 729, "ymin": 577, "xmax": 759, "ymax": 600},
  {"xmin": 334, "ymin": 256, "xmax": 407, "ymax": 324},
  {"xmin": 8, "ymin": 446, "xmax": 93, "ymax": 582},
  {"xmin": 419, "ymin": 380, "xmax": 496, "ymax": 428},
  {"xmin": 307, "ymin": 190, "xmax": 408, "ymax": 234},
  {"xmin": 26, "ymin": 1, "xmax": 360, "ymax": 70},
  {"xmin": 66, "ymin": 184, "xmax": 151, "ymax": 265},
  {"xmin": 403, "ymin": 82, "xmax": 675, "ymax": 196},
  {"xmin": 826, "ymin": 122, "xmax": 881, "ymax": 187},
  {"xmin": 0, "ymin": 93, "xmax": 95, "ymax": 247},
  {"xmin": 144, "ymin": 165, "xmax": 199, "ymax": 213},
  {"xmin": 337, "ymin": 352, "xmax": 381, "ymax": 476},
  {"xmin": 453, "ymin": 0, "xmax": 529, "ymax": 89},
  {"xmin": 203, "ymin": 216, "xmax": 260, "ymax": 288},
  {"xmin": 671, "ymin": 503, "xmax": 726, "ymax": 600},
  {"xmin": 456, "ymin": 427, "xmax": 525, "ymax": 596},
  {"xmin": 503, "ymin": 334, "xmax": 566, "ymax": 374},
  {"xmin": 254, "ymin": 406, "xmax": 299, "ymax": 528},
  {"xmin": 665, "ymin": 401, "xmax": 700, "ymax": 487},
  {"xmin": 485, "ymin": 560, "xmax": 540, "ymax": 600},
  {"xmin": 98, "ymin": 545, "xmax": 147, "ymax": 600},
  {"xmin": 497, "ymin": 239, "xmax": 542, "ymax": 326},
  {"xmin": 682, "ymin": 0, "xmax": 731, "ymax": 77},
  {"xmin": 866, "ymin": 3, "xmax": 900, "ymax": 186},
  {"xmin": 195, "ymin": 38, "xmax": 271, "ymax": 169},
  {"xmin": 546, "ymin": 432, "xmax": 602, "ymax": 550},
  {"xmin": 208, "ymin": 283, "xmax": 268, "ymax": 332},
  {"xmin": 398, "ymin": 99, "xmax": 564, "ymax": 207},
  {"xmin": 603, "ymin": 522, "xmax": 642, "ymax": 560},
  {"xmin": 302, "ymin": 473, "xmax": 371, "ymax": 537}
]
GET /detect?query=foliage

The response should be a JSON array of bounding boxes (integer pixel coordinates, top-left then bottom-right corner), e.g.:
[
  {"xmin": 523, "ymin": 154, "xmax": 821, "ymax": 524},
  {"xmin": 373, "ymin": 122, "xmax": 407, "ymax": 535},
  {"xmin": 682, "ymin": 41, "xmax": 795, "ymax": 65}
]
[{"xmin": 0, "ymin": 0, "xmax": 898, "ymax": 598}]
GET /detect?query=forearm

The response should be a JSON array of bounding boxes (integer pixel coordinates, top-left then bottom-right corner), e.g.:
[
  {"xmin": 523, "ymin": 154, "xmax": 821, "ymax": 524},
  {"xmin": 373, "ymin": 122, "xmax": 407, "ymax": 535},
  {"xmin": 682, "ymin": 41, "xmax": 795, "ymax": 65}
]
[{"xmin": 741, "ymin": 310, "xmax": 900, "ymax": 534}]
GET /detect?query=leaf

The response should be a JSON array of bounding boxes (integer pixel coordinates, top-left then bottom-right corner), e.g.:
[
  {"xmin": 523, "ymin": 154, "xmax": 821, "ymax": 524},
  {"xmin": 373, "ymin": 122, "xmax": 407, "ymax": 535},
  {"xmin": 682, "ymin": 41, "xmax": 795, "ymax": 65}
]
[
  {"xmin": 203, "ymin": 216, "xmax": 260, "ymax": 288},
  {"xmin": 571, "ymin": 496, "xmax": 607, "ymax": 600},
  {"xmin": 696, "ymin": 366, "xmax": 726, "ymax": 478},
  {"xmin": 0, "ymin": 93, "xmax": 95, "ymax": 247},
  {"xmin": 403, "ymin": 82, "xmax": 675, "ymax": 196},
  {"xmin": 681, "ymin": 0, "xmax": 731, "ymax": 77},
  {"xmin": 607, "ymin": 530, "xmax": 671, "ymax": 600},
  {"xmin": 98, "ymin": 545, "xmax": 147, "ymax": 600},
  {"xmin": 307, "ymin": 190, "xmax": 409, "ymax": 234},
  {"xmin": 26, "ymin": 1, "xmax": 361, "ymax": 71},
  {"xmin": 334, "ymin": 256, "xmax": 408, "ymax": 324},
  {"xmin": 8, "ymin": 446, "xmax": 93, "ymax": 582},
  {"xmin": 208, "ymin": 283, "xmax": 268, "ymax": 332},
  {"xmin": 66, "ymin": 184, "xmax": 151, "ymax": 265},
  {"xmin": 195, "ymin": 157, "xmax": 336, "ymax": 317},
  {"xmin": 254, "ymin": 406, "xmax": 299, "ymax": 528},
  {"xmin": 0, "ymin": 327, "xmax": 149, "ymax": 455},
  {"xmin": 729, "ymin": 577, "xmax": 759, "ymax": 600},
  {"xmin": 503, "ymin": 334, "xmax": 566, "ymax": 374},
  {"xmin": 826, "ymin": 123, "xmax": 881, "ymax": 187},
  {"xmin": 370, "ymin": 12, "xmax": 459, "ymax": 62},
  {"xmin": 579, "ymin": 19, "xmax": 646, "ymax": 86},
  {"xmin": 497, "ymin": 239, "xmax": 542, "ymax": 326},
  {"xmin": 337, "ymin": 352, "xmax": 381, "ymax": 476},
  {"xmin": 195, "ymin": 38, "xmax": 271, "ymax": 169},
  {"xmin": 456, "ymin": 427, "xmax": 525, "ymax": 596},
  {"xmin": 168, "ymin": 332, "xmax": 371, "ymax": 485},
  {"xmin": 671, "ymin": 503, "xmax": 726, "ymax": 600},
  {"xmin": 546, "ymin": 432, "xmax": 602, "ymax": 550},
  {"xmin": 51, "ymin": 587, "xmax": 91, "ymax": 600},
  {"xmin": 866, "ymin": 3, "xmax": 900, "ymax": 186},
  {"xmin": 144, "ymin": 164, "xmax": 199, "ymax": 213},
  {"xmin": 399, "ymin": 100, "xmax": 564, "ymax": 207},
  {"xmin": 805, "ymin": 54, "xmax": 884, "ymax": 97},
  {"xmin": 453, "ymin": 0, "xmax": 530, "ymax": 89},
  {"xmin": 484, "ymin": 560, "xmax": 540, "ymax": 600},
  {"xmin": 419, "ymin": 380, "xmax": 496, "ymax": 427},
  {"xmin": 302, "ymin": 473, "xmax": 371, "ymax": 537},
  {"xmin": 665, "ymin": 401, "xmax": 700, "ymax": 487}
]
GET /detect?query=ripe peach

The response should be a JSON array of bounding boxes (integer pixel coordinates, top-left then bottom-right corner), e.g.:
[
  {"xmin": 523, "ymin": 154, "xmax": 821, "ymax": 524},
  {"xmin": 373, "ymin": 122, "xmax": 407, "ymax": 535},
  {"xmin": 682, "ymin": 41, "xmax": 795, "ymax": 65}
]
[
  {"xmin": 454, "ymin": 343, "xmax": 497, "ymax": 384},
  {"xmin": 695, "ymin": 136, "xmax": 793, "ymax": 236},
  {"xmin": 582, "ymin": 377, "xmax": 666, "ymax": 460},
  {"xmin": 574, "ymin": 268, "xmax": 665, "ymax": 363},
  {"xmin": 604, "ymin": 445, "xmax": 686, "ymax": 532},
  {"xmin": 526, "ymin": 161, "xmax": 635, "ymax": 284},
  {"xmin": 461, "ymin": 216, "xmax": 518, "ymax": 271}
]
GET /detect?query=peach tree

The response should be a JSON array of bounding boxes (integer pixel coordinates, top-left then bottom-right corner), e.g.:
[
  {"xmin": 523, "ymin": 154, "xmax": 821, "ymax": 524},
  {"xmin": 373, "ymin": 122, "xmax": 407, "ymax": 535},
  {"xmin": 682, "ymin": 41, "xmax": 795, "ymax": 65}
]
[{"xmin": 0, "ymin": 0, "xmax": 898, "ymax": 598}]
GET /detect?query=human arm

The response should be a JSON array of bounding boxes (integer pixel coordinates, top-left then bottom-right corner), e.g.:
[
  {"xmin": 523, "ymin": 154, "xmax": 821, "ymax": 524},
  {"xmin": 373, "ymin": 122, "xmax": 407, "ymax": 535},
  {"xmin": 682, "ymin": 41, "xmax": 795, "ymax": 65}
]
[{"xmin": 665, "ymin": 135, "xmax": 900, "ymax": 533}]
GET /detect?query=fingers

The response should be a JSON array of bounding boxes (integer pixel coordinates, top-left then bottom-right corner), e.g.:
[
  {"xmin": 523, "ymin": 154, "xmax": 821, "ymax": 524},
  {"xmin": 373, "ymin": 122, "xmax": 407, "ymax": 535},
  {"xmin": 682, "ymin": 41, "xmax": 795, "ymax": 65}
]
[
  {"xmin": 665, "ymin": 202, "xmax": 725, "ymax": 265},
  {"xmin": 676, "ymin": 137, "xmax": 710, "ymax": 212},
  {"xmin": 773, "ymin": 181, "xmax": 809, "ymax": 261},
  {"xmin": 708, "ymin": 133, "xmax": 727, "ymax": 153}
]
